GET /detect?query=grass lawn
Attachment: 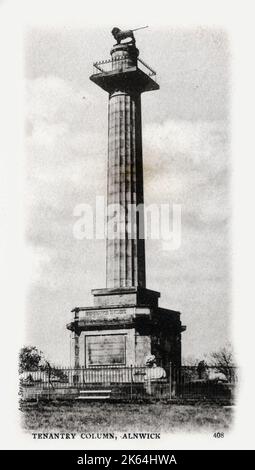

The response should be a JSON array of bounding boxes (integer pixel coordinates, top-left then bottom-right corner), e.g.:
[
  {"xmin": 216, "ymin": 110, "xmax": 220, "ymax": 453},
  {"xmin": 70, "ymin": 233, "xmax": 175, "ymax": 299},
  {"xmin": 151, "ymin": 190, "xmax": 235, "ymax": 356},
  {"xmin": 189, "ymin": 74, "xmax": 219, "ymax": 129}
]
[{"xmin": 21, "ymin": 401, "xmax": 234, "ymax": 434}]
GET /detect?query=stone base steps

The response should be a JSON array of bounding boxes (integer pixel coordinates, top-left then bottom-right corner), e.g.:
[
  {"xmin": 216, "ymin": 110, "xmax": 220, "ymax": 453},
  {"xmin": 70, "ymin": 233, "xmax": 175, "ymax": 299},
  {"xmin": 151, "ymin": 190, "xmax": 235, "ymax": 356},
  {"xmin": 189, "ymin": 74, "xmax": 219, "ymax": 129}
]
[{"xmin": 76, "ymin": 389, "xmax": 111, "ymax": 400}]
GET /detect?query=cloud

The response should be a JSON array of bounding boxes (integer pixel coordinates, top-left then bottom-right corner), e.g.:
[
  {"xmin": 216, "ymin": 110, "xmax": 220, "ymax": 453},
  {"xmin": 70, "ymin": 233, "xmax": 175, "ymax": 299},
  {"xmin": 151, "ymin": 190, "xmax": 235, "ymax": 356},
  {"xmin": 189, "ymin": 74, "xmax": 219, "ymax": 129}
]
[
  {"xmin": 26, "ymin": 76, "xmax": 97, "ymax": 128},
  {"xmin": 144, "ymin": 119, "xmax": 228, "ymax": 169},
  {"xmin": 25, "ymin": 75, "xmax": 107, "ymax": 241},
  {"xmin": 25, "ymin": 76, "xmax": 107, "ymax": 298},
  {"xmin": 143, "ymin": 119, "xmax": 230, "ymax": 225},
  {"xmin": 142, "ymin": 119, "xmax": 231, "ymax": 358}
]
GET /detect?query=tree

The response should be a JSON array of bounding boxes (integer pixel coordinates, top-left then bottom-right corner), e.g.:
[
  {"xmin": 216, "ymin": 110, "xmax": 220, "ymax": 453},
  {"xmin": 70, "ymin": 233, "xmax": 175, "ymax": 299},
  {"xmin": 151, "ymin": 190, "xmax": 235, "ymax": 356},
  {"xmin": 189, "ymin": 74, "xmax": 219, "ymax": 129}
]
[
  {"xmin": 209, "ymin": 344, "xmax": 235, "ymax": 382},
  {"xmin": 182, "ymin": 355, "xmax": 200, "ymax": 367},
  {"xmin": 40, "ymin": 360, "xmax": 68, "ymax": 382},
  {"xmin": 19, "ymin": 346, "xmax": 68, "ymax": 384},
  {"xmin": 19, "ymin": 346, "xmax": 43, "ymax": 373}
]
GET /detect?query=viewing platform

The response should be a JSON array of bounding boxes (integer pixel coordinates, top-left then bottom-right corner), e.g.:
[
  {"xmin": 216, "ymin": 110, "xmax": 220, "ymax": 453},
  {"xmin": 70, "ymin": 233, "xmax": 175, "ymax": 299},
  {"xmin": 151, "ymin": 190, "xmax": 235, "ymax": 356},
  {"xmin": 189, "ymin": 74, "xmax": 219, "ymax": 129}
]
[{"xmin": 90, "ymin": 49, "xmax": 159, "ymax": 94}]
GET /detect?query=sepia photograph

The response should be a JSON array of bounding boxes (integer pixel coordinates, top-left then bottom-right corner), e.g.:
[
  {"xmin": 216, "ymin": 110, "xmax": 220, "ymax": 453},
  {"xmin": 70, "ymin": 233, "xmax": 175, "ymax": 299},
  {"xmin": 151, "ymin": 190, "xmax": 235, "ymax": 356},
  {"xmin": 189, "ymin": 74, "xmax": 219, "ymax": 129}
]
[
  {"xmin": 0, "ymin": 0, "xmax": 254, "ymax": 460},
  {"xmin": 20, "ymin": 23, "xmax": 235, "ymax": 435}
]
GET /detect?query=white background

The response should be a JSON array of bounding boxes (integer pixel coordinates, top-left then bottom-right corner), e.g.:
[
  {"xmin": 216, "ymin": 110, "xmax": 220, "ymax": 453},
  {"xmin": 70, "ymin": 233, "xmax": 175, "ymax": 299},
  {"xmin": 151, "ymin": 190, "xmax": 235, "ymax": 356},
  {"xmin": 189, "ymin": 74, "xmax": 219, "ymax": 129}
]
[{"xmin": 0, "ymin": 0, "xmax": 254, "ymax": 450}]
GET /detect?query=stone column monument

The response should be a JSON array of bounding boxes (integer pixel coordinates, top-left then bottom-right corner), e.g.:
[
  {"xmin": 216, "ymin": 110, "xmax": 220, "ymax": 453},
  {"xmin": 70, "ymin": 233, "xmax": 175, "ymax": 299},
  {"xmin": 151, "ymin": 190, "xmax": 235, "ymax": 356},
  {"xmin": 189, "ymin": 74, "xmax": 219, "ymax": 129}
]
[
  {"xmin": 105, "ymin": 44, "xmax": 146, "ymax": 289},
  {"xmin": 67, "ymin": 29, "xmax": 186, "ymax": 370}
]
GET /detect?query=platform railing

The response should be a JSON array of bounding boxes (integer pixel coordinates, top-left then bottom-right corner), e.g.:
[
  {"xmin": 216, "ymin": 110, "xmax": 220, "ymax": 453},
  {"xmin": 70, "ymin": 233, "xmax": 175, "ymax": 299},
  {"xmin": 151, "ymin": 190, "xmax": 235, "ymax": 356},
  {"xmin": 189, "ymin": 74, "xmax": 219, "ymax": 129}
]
[{"xmin": 92, "ymin": 56, "xmax": 157, "ymax": 78}]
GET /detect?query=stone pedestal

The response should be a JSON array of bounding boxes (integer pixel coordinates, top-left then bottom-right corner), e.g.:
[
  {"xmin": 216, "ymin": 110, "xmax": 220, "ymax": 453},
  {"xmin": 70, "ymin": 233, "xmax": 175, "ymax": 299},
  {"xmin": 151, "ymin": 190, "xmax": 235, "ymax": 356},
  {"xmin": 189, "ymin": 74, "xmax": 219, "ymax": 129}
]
[{"xmin": 67, "ymin": 287, "xmax": 184, "ymax": 369}]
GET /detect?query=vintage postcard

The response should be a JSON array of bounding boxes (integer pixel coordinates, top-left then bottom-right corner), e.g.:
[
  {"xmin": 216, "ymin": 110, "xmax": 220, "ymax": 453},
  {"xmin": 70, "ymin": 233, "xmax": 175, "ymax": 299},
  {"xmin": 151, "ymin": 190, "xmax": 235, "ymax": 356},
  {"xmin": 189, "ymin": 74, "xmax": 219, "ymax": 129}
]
[{"xmin": 0, "ymin": 0, "xmax": 254, "ymax": 457}]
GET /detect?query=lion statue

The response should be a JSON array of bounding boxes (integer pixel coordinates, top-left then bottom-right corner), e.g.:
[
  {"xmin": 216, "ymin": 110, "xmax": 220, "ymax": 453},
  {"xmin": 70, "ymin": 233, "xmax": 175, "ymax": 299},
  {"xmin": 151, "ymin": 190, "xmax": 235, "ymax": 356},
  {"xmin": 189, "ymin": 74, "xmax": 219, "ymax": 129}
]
[{"xmin": 111, "ymin": 27, "xmax": 136, "ymax": 45}]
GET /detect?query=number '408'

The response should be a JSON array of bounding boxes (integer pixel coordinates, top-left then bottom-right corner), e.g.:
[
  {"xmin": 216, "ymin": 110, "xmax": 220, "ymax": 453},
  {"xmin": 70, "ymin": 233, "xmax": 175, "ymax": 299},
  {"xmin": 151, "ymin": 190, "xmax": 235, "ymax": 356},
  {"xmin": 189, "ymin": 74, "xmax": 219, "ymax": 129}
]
[{"xmin": 213, "ymin": 432, "xmax": 224, "ymax": 438}]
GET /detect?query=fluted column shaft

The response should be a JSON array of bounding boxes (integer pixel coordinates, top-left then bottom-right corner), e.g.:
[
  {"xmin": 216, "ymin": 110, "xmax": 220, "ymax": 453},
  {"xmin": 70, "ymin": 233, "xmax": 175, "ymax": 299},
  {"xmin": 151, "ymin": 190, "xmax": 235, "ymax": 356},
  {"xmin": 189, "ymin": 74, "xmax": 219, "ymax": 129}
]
[{"xmin": 106, "ymin": 89, "xmax": 146, "ymax": 288}]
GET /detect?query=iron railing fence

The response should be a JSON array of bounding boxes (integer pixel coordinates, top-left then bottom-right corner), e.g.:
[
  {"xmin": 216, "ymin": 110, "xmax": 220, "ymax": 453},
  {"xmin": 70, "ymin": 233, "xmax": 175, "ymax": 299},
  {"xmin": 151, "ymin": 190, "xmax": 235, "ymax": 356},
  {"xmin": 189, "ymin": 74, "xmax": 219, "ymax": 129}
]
[
  {"xmin": 20, "ymin": 365, "xmax": 238, "ymax": 402},
  {"xmin": 170, "ymin": 365, "xmax": 237, "ymax": 400},
  {"xmin": 20, "ymin": 365, "xmax": 148, "ymax": 388},
  {"xmin": 92, "ymin": 56, "xmax": 156, "ymax": 78},
  {"xmin": 173, "ymin": 365, "xmax": 238, "ymax": 384}
]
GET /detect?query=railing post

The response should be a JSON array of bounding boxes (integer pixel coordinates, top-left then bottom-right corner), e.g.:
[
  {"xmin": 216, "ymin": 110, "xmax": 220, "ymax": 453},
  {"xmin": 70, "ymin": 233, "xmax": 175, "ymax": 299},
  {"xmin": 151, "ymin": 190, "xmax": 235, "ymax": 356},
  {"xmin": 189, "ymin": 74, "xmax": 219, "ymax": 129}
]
[
  {"xmin": 130, "ymin": 365, "xmax": 133, "ymax": 401},
  {"xmin": 169, "ymin": 362, "xmax": 172, "ymax": 400},
  {"xmin": 47, "ymin": 365, "xmax": 51, "ymax": 401}
]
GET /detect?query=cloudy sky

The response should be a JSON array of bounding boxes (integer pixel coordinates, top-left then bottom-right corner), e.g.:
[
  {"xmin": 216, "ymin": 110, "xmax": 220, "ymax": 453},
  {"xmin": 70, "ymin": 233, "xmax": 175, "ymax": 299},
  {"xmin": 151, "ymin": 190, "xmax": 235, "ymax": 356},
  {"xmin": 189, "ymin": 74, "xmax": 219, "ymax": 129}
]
[{"xmin": 25, "ymin": 27, "xmax": 230, "ymax": 365}]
